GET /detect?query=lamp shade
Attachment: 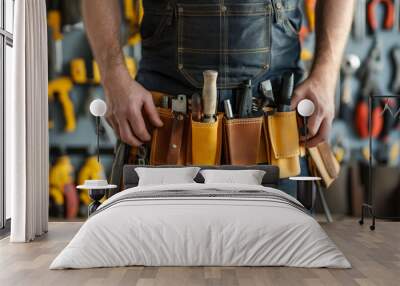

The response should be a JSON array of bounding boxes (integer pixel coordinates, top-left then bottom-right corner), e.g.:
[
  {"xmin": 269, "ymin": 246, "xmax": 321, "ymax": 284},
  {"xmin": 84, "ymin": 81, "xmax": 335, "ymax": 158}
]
[{"xmin": 90, "ymin": 99, "xmax": 107, "ymax": 117}]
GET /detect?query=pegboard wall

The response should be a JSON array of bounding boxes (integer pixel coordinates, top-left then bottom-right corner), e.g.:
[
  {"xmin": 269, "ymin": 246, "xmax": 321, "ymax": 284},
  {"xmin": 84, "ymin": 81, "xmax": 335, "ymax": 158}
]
[
  {"xmin": 302, "ymin": 2, "xmax": 400, "ymax": 166},
  {"xmin": 47, "ymin": 1, "xmax": 400, "ymax": 218}
]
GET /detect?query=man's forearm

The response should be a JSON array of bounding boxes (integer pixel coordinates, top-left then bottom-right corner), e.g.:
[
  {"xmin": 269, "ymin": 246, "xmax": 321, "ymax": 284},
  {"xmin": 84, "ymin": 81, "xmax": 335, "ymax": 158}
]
[
  {"xmin": 82, "ymin": 0, "xmax": 128, "ymax": 84},
  {"xmin": 311, "ymin": 0, "xmax": 355, "ymax": 86}
]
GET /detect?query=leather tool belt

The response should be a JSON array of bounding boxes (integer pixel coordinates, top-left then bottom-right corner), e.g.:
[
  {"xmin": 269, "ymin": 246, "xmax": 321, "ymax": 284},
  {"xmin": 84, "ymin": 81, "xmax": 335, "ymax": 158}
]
[{"xmin": 131, "ymin": 91, "xmax": 339, "ymax": 186}]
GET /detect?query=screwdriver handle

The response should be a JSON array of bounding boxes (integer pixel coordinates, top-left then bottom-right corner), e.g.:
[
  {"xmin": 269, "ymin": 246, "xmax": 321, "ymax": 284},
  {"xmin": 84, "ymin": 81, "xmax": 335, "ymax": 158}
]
[{"xmin": 202, "ymin": 70, "xmax": 218, "ymax": 122}]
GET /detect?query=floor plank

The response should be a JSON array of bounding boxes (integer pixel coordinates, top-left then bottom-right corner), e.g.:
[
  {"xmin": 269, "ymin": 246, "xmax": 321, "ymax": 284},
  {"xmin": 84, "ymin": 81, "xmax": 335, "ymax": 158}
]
[{"xmin": 0, "ymin": 219, "xmax": 399, "ymax": 286}]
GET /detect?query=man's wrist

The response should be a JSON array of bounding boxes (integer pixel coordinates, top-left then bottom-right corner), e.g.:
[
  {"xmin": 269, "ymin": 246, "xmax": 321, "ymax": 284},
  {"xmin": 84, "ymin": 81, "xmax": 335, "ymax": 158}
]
[
  {"xmin": 309, "ymin": 64, "xmax": 338, "ymax": 90},
  {"xmin": 101, "ymin": 65, "xmax": 132, "ymax": 89}
]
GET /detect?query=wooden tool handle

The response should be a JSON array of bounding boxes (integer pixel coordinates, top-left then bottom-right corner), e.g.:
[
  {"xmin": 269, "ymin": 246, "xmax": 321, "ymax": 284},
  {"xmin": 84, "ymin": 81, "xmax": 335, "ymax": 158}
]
[
  {"xmin": 191, "ymin": 93, "xmax": 202, "ymax": 122},
  {"xmin": 202, "ymin": 70, "xmax": 218, "ymax": 122}
]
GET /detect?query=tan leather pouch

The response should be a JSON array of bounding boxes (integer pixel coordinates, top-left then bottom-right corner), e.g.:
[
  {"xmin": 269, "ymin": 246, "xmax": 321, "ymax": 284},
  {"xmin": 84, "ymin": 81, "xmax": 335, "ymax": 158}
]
[
  {"xmin": 189, "ymin": 114, "xmax": 223, "ymax": 165},
  {"xmin": 223, "ymin": 116, "xmax": 263, "ymax": 165},
  {"xmin": 308, "ymin": 141, "xmax": 340, "ymax": 187},
  {"xmin": 149, "ymin": 107, "xmax": 188, "ymax": 165},
  {"xmin": 265, "ymin": 111, "xmax": 301, "ymax": 178}
]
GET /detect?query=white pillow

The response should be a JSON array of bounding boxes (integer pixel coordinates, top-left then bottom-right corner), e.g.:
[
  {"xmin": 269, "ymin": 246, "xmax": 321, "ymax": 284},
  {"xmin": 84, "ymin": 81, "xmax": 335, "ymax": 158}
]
[
  {"xmin": 136, "ymin": 167, "xmax": 201, "ymax": 186},
  {"xmin": 200, "ymin": 169, "xmax": 266, "ymax": 185}
]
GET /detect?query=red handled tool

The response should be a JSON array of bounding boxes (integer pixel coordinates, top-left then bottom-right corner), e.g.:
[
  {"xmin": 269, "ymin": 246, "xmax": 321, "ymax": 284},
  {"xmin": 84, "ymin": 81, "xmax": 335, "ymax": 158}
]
[
  {"xmin": 367, "ymin": 0, "xmax": 395, "ymax": 31},
  {"xmin": 355, "ymin": 38, "xmax": 384, "ymax": 139}
]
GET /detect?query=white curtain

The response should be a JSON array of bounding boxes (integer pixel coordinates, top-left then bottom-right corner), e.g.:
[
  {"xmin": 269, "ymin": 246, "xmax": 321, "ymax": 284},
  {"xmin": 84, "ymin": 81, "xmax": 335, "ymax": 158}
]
[{"xmin": 8, "ymin": 0, "xmax": 49, "ymax": 242}]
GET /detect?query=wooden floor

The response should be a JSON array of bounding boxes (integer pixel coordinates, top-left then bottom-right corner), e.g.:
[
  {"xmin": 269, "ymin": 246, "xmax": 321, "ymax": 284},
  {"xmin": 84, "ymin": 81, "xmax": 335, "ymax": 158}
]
[{"xmin": 0, "ymin": 219, "xmax": 399, "ymax": 286}]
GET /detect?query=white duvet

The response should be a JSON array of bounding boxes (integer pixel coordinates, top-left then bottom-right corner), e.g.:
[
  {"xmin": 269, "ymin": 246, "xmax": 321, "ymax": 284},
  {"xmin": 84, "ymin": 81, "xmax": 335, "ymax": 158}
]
[{"xmin": 50, "ymin": 183, "xmax": 350, "ymax": 269}]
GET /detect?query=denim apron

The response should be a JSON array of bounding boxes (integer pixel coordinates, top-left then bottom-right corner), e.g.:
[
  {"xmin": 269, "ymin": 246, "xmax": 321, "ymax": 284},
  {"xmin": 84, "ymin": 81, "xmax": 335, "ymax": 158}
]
[
  {"xmin": 110, "ymin": 0, "xmax": 305, "ymax": 197},
  {"xmin": 137, "ymin": 0, "xmax": 303, "ymax": 97}
]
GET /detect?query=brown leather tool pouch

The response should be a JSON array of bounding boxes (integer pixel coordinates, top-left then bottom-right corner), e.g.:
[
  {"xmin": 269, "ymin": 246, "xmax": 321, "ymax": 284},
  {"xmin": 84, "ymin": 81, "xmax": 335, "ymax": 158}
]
[
  {"xmin": 149, "ymin": 107, "xmax": 189, "ymax": 165},
  {"xmin": 308, "ymin": 141, "xmax": 340, "ymax": 187},
  {"xmin": 223, "ymin": 116, "xmax": 264, "ymax": 165},
  {"xmin": 188, "ymin": 113, "xmax": 223, "ymax": 165},
  {"xmin": 265, "ymin": 111, "xmax": 301, "ymax": 178}
]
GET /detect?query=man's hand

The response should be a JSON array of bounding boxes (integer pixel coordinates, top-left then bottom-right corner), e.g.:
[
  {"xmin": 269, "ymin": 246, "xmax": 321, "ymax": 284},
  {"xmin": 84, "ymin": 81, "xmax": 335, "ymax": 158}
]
[
  {"xmin": 291, "ymin": 75, "xmax": 335, "ymax": 147},
  {"xmin": 291, "ymin": 0, "xmax": 354, "ymax": 147},
  {"xmin": 82, "ymin": 0, "xmax": 162, "ymax": 147},
  {"xmin": 103, "ymin": 69, "xmax": 163, "ymax": 147}
]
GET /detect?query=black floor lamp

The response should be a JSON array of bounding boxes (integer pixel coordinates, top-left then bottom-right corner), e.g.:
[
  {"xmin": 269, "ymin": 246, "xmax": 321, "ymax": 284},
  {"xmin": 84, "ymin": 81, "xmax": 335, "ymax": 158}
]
[{"xmin": 359, "ymin": 94, "xmax": 400, "ymax": 230}]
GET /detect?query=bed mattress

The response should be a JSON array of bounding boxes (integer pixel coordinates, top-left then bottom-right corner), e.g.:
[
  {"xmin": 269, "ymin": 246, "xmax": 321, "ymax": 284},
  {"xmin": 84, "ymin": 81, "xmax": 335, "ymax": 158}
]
[{"xmin": 50, "ymin": 183, "xmax": 350, "ymax": 269}]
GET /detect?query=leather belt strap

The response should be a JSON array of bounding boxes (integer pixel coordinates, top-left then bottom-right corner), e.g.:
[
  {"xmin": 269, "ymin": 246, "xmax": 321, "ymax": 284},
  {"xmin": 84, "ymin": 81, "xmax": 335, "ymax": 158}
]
[
  {"xmin": 317, "ymin": 142, "xmax": 339, "ymax": 178},
  {"xmin": 166, "ymin": 114, "xmax": 185, "ymax": 164}
]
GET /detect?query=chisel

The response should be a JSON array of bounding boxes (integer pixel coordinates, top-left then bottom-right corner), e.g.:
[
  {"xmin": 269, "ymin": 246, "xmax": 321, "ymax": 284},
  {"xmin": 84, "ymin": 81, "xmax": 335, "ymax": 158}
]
[{"xmin": 202, "ymin": 70, "xmax": 218, "ymax": 123}]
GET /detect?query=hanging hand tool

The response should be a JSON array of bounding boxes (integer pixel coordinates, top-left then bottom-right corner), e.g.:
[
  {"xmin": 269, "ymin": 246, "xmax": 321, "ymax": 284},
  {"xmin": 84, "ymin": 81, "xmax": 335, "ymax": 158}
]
[
  {"xmin": 355, "ymin": 38, "xmax": 384, "ymax": 139},
  {"xmin": 353, "ymin": 0, "xmax": 367, "ymax": 41},
  {"xmin": 77, "ymin": 156, "xmax": 105, "ymax": 216},
  {"xmin": 202, "ymin": 70, "xmax": 218, "ymax": 123},
  {"xmin": 47, "ymin": 5, "xmax": 63, "ymax": 74},
  {"xmin": 394, "ymin": 0, "xmax": 400, "ymax": 32},
  {"xmin": 340, "ymin": 54, "xmax": 361, "ymax": 121},
  {"xmin": 379, "ymin": 98, "xmax": 398, "ymax": 141},
  {"xmin": 304, "ymin": 0, "xmax": 317, "ymax": 32},
  {"xmin": 278, "ymin": 73, "xmax": 294, "ymax": 112},
  {"xmin": 49, "ymin": 155, "xmax": 79, "ymax": 219},
  {"xmin": 48, "ymin": 77, "xmax": 76, "ymax": 132},
  {"xmin": 238, "ymin": 79, "xmax": 253, "ymax": 118},
  {"xmin": 71, "ymin": 57, "xmax": 137, "ymax": 84},
  {"xmin": 123, "ymin": 0, "xmax": 144, "ymax": 46},
  {"xmin": 367, "ymin": 0, "xmax": 395, "ymax": 32},
  {"xmin": 191, "ymin": 93, "xmax": 202, "ymax": 122},
  {"xmin": 391, "ymin": 46, "xmax": 400, "ymax": 128}
]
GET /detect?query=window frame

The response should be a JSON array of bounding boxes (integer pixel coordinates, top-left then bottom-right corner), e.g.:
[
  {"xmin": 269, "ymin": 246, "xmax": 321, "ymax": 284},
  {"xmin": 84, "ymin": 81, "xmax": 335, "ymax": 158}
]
[{"xmin": 0, "ymin": 0, "xmax": 13, "ymax": 233}]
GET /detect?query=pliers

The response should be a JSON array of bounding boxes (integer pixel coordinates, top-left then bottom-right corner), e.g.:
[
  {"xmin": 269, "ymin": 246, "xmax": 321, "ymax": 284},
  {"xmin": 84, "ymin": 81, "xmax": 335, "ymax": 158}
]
[
  {"xmin": 355, "ymin": 38, "xmax": 384, "ymax": 139},
  {"xmin": 367, "ymin": 0, "xmax": 395, "ymax": 31}
]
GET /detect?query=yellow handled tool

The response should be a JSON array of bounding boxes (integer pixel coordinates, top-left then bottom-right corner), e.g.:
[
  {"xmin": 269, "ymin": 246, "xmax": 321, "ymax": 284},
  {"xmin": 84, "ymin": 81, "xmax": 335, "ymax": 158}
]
[
  {"xmin": 48, "ymin": 77, "xmax": 76, "ymax": 132},
  {"xmin": 47, "ymin": 10, "xmax": 64, "ymax": 74},
  {"xmin": 49, "ymin": 155, "xmax": 74, "ymax": 217},
  {"xmin": 124, "ymin": 0, "xmax": 144, "ymax": 45},
  {"xmin": 71, "ymin": 57, "xmax": 137, "ymax": 84},
  {"xmin": 77, "ymin": 156, "xmax": 105, "ymax": 206},
  {"xmin": 49, "ymin": 155, "xmax": 79, "ymax": 218},
  {"xmin": 47, "ymin": 10, "xmax": 63, "ymax": 41}
]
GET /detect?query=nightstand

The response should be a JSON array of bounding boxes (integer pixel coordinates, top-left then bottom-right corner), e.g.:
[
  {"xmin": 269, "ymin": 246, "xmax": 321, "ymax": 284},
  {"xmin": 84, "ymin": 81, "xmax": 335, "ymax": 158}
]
[
  {"xmin": 289, "ymin": 176, "xmax": 322, "ymax": 212},
  {"xmin": 77, "ymin": 180, "xmax": 117, "ymax": 216}
]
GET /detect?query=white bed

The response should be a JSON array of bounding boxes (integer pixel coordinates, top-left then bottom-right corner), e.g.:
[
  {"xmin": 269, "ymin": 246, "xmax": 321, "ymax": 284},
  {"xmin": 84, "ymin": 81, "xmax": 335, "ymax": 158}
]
[{"xmin": 50, "ymin": 183, "xmax": 350, "ymax": 269}]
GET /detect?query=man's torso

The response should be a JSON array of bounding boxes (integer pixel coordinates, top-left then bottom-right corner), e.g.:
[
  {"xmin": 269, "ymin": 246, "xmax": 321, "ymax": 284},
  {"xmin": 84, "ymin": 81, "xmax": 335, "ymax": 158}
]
[{"xmin": 136, "ymin": 0, "xmax": 303, "ymax": 97}]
